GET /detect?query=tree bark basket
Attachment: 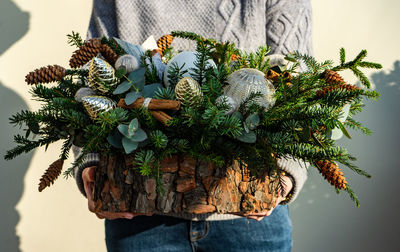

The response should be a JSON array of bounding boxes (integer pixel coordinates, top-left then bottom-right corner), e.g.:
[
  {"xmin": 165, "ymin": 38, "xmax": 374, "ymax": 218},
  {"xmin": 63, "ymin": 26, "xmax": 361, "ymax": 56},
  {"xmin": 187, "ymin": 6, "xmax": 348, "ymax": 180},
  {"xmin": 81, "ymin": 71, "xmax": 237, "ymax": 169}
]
[{"xmin": 93, "ymin": 154, "xmax": 280, "ymax": 215}]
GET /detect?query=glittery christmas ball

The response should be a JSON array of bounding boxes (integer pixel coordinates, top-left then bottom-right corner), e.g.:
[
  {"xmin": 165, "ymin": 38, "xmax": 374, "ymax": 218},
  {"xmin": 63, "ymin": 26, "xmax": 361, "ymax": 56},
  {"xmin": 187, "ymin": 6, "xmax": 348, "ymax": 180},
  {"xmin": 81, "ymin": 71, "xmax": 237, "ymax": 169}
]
[
  {"xmin": 88, "ymin": 57, "xmax": 119, "ymax": 94},
  {"xmin": 224, "ymin": 68, "xmax": 276, "ymax": 109},
  {"xmin": 74, "ymin": 87, "xmax": 96, "ymax": 102},
  {"xmin": 115, "ymin": 54, "xmax": 141, "ymax": 73},
  {"xmin": 215, "ymin": 95, "xmax": 238, "ymax": 115},
  {"xmin": 175, "ymin": 77, "xmax": 203, "ymax": 107},
  {"xmin": 81, "ymin": 95, "xmax": 117, "ymax": 119}
]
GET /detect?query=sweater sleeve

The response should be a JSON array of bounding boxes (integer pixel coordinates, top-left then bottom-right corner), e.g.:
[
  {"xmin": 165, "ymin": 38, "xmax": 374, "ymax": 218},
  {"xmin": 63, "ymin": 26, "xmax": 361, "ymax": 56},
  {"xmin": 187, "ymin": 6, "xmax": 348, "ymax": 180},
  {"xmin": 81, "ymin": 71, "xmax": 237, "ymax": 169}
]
[
  {"xmin": 265, "ymin": 0, "xmax": 313, "ymax": 204},
  {"xmin": 277, "ymin": 157, "xmax": 309, "ymax": 204},
  {"xmin": 71, "ymin": 145, "xmax": 100, "ymax": 197}
]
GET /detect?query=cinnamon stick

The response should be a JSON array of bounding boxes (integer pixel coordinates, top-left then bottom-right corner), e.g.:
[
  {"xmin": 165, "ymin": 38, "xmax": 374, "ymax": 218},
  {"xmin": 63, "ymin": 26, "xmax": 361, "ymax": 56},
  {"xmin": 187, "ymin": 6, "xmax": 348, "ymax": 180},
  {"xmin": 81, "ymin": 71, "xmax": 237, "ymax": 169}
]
[
  {"xmin": 150, "ymin": 110, "xmax": 172, "ymax": 125},
  {"xmin": 118, "ymin": 97, "xmax": 181, "ymax": 110}
]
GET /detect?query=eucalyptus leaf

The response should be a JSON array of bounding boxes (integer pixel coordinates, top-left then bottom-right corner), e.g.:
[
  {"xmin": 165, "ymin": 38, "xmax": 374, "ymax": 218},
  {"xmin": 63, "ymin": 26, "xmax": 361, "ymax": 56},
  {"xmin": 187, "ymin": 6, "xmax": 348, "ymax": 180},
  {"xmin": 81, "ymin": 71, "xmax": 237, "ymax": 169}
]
[
  {"xmin": 125, "ymin": 91, "xmax": 142, "ymax": 105},
  {"xmin": 245, "ymin": 113, "xmax": 260, "ymax": 130},
  {"xmin": 107, "ymin": 129, "xmax": 123, "ymax": 148},
  {"xmin": 117, "ymin": 124, "xmax": 130, "ymax": 138},
  {"xmin": 128, "ymin": 68, "xmax": 146, "ymax": 90},
  {"xmin": 237, "ymin": 130, "xmax": 257, "ymax": 143},
  {"xmin": 115, "ymin": 68, "xmax": 127, "ymax": 78},
  {"xmin": 131, "ymin": 128, "xmax": 148, "ymax": 142},
  {"xmin": 128, "ymin": 118, "xmax": 139, "ymax": 136},
  {"xmin": 142, "ymin": 83, "xmax": 162, "ymax": 98},
  {"xmin": 122, "ymin": 137, "xmax": 139, "ymax": 153},
  {"xmin": 231, "ymin": 111, "xmax": 243, "ymax": 121},
  {"xmin": 337, "ymin": 120, "xmax": 352, "ymax": 139},
  {"xmin": 113, "ymin": 80, "xmax": 132, "ymax": 95}
]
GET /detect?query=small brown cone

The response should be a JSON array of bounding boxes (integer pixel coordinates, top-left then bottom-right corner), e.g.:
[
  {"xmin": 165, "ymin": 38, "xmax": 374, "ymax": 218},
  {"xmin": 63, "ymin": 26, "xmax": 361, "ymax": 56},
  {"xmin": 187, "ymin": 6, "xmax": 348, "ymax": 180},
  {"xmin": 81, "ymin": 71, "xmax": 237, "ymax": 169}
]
[
  {"xmin": 322, "ymin": 69, "xmax": 346, "ymax": 85},
  {"xmin": 101, "ymin": 44, "xmax": 119, "ymax": 66},
  {"xmin": 157, "ymin": 34, "xmax": 174, "ymax": 53},
  {"xmin": 316, "ymin": 160, "xmax": 347, "ymax": 189},
  {"xmin": 69, "ymin": 38, "xmax": 103, "ymax": 68},
  {"xmin": 316, "ymin": 83, "xmax": 360, "ymax": 98},
  {"xmin": 25, "ymin": 65, "xmax": 66, "ymax": 85},
  {"xmin": 38, "ymin": 159, "xmax": 64, "ymax": 192}
]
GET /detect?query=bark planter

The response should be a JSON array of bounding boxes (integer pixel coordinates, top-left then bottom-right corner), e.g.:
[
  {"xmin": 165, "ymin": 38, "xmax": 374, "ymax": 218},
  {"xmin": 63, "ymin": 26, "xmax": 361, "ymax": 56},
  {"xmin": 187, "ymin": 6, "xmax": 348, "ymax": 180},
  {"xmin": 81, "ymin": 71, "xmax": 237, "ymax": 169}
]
[{"xmin": 93, "ymin": 153, "xmax": 280, "ymax": 215}]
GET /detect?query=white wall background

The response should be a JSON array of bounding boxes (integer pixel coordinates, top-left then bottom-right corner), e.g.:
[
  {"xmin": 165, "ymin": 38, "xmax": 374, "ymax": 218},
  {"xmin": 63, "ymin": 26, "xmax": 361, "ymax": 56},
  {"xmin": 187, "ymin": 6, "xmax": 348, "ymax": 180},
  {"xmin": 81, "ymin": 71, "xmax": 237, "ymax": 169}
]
[{"xmin": 0, "ymin": 1, "xmax": 398, "ymax": 251}]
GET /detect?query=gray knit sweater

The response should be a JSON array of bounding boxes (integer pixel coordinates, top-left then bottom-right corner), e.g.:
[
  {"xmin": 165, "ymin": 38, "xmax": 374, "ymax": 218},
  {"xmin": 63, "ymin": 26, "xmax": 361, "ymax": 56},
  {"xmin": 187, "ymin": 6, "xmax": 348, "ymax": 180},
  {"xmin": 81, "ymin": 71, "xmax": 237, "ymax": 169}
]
[{"xmin": 76, "ymin": 0, "xmax": 313, "ymax": 221}]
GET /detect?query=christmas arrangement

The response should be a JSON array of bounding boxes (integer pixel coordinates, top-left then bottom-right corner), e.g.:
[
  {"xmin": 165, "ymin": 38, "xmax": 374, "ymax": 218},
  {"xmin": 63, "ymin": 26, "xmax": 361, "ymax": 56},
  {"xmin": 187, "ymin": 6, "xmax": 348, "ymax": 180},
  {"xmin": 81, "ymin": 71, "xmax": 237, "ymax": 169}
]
[{"xmin": 5, "ymin": 31, "xmax": 381, "ymax": 214}]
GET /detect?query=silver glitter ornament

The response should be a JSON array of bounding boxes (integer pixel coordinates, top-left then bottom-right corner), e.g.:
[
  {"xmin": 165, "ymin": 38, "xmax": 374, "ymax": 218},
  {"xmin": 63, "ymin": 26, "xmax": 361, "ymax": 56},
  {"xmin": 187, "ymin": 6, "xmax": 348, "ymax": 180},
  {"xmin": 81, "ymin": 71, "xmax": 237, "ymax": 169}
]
[
  {"xmin": 82, "ymin": 95, "xmax": 117, "ymax": 119},
  {"xmin": 88, "ymin": 57, "xmax": 119, "ymax": 94},
  {"xmin": 115, "ymin": 54, "xmax": 140, "ymax": 73},
  {"xmin": 224, "ymin": 68, "xmax": 276, "ymax": 109}
]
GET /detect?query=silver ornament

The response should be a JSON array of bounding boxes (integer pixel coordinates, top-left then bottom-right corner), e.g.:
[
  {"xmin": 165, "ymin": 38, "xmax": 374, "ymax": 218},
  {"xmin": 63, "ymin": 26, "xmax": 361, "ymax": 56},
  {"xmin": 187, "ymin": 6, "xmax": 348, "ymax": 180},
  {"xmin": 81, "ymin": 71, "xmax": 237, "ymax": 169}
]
[
  {"xmin": 88, "ymin": 57, "xmax": 119, "ymax": 94},
  {"xmin": 115, "ymin": 54, "xmax": 140, "ymax": 73},
  {"xmin": 82, "ymin": 95, "xmax": 117, "ymax": 119},
  {"xmin": 215, "ymin": 95, "xmax": 238, "ymax": 115},
  {"xmin": 74, "ymin": 87, "xmax": 96, "ymax": 102},
  {"xmin": 224, "ymin": 68, "xmax": 276, "ymax": 109}
]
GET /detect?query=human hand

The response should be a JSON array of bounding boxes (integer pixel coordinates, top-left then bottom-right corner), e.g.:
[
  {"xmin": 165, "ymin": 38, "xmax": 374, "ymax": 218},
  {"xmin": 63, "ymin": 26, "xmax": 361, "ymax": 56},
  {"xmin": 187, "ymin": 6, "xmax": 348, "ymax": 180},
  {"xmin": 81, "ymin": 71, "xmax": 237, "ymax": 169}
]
[
  {"xmin": 241, "ymin": 175, "xmax": 293, "ymax": 221},
  {"xmin": 82, "ymin": 166, "xmax": 153, "ymax": 220}
]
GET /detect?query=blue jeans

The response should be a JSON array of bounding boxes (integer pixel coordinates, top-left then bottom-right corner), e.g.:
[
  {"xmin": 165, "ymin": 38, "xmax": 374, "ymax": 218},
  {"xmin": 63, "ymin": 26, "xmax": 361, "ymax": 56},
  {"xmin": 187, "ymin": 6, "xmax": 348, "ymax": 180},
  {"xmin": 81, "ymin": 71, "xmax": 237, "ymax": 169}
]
[{"xmin": 105, "ymin": 205, "xmax": 292, "ymax": 252}]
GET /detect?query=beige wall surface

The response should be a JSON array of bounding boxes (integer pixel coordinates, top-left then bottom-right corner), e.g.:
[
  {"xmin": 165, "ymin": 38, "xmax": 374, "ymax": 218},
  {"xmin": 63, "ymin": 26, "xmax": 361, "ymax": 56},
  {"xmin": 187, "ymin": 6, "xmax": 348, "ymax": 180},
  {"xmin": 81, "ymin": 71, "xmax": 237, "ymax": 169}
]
[{"xmin": 0, "ymin": 1, "xmax": 398, "ymax": 252}]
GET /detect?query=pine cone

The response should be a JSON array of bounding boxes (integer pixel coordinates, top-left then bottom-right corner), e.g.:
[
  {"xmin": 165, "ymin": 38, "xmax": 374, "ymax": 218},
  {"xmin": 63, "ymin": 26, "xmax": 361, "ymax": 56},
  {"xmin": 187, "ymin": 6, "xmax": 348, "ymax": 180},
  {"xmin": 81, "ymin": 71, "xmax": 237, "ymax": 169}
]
[
  {"xmin": 25, "ymin": 65, "xmax": 66, "ymax": 85},
  {"xmin": 69, "ymin": 38, "xmax": 103, "ymax": 68},
  {"xmin": 317, "ymin": 160, "xmax": 347, "ymax": 189},
  {"xmin": 157, "ymin": 34, "xmax": 174, "ymax": 53},
  {"xmin": 38, "ymin": 159, "xmax": 64, "ymax": 192},
  {"xmin": 322, "ymin": 69, "xmax": 346, "ymax": 85},
  {"xmin": 316, "ymin": 83, "xmax": 360, "ymax": 98},
  {"xmin": 101, "ymin": 44, "xmax": 118, "ymax": 66}
]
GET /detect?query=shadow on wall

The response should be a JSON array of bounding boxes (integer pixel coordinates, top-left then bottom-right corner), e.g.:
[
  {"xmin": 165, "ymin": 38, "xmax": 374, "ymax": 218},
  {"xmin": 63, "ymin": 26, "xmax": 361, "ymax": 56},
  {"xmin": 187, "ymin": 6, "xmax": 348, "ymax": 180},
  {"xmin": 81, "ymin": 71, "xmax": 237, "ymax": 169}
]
[
  {"xmin": 292, "ymin": 61, "xmax": 400, "ymax": 252},
  {"xmin": 0, "ymin": 1, "xmax": 30, "ymax": 252},
  {"xmin": 0, "ymin": 0, "xmax": 29, "ymax": 56}
]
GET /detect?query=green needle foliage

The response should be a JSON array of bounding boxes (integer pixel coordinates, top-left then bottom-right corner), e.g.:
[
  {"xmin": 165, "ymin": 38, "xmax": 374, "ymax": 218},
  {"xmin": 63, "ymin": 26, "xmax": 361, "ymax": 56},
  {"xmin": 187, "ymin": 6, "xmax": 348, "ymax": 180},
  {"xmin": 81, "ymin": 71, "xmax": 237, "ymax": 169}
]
[{"xmin": 5, "ymin": 31, "xmax": 382, "ymax": 206}]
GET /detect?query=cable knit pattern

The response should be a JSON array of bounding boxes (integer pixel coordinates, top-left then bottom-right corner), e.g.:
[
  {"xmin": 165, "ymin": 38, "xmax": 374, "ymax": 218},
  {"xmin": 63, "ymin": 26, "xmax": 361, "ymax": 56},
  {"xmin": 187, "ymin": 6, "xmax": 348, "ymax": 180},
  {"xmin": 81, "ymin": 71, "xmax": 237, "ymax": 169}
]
[{"xmin": 81, "ymin": 0, "xmax": 312, "ymax": 221}]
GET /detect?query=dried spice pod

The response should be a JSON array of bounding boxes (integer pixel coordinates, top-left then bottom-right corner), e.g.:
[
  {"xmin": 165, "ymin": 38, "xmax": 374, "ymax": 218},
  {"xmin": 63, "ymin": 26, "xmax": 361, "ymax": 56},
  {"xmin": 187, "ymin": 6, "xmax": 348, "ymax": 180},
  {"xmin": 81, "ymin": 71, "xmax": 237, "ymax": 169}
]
[
  {"xmin": 316, "ymin": 160, "xmax": 347, "ymax": 189},
  {"xmin": 25, "ymin": 65, "xmax": 66, "ymax": 85},
  {"xmin": 316, "ymin": 83, "xmax": 360, "ymax": 98},
  {"xmin": 38, "ymin": 159, "xmax": 64, "ymax": 192},
  {"xmin": 322, "ymin": 69, "xmax": 346, "ymax": 85},
  {"xmin": 101, "ymin": 44, "xmax": 119, "ymax": 66},
  {"xmin": 157, "ymin": 34, "xmax": 174, "ymax": 53},
  {"xmin": 69, "ymin": 38, "xmax": 103, "ymax": 68}
]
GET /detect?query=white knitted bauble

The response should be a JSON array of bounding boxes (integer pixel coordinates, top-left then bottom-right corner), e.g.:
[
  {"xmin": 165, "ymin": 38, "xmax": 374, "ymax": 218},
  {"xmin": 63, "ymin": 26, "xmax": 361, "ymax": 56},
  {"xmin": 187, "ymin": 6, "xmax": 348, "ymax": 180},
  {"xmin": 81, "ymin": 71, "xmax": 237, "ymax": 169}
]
[{"xmin": 224, "ymin": 68, "xmax": 275, "ymax": 109}]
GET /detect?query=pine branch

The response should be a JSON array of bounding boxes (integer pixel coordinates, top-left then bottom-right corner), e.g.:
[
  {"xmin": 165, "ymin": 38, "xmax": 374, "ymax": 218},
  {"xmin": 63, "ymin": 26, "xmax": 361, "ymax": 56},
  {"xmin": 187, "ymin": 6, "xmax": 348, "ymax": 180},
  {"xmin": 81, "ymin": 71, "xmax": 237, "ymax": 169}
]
[
  {"xmin": 67, "ymin": 31, "xmax": 83, "ymax": 47},
  {"xmin": 344, "ymin": 117, "xmax": 372, "ymax": 135},
  {"xmin": 5, "ymin": 135, "xmax": 59, "ymax": 160},
  {"xmin": 340, "ymin": 48, "xmax": 346, "ymax": 64},
  {"xmin": 344, "ymin": 184, "xmax": 360, "ymax": 207}
]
